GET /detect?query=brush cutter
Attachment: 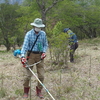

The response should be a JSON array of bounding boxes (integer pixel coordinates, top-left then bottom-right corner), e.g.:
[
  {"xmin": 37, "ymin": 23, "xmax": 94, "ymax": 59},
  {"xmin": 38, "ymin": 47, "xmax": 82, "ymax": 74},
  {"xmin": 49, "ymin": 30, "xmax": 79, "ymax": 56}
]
[{"xmin": 25, "ymin": 61, "xmax": 55, "ymax": 100}]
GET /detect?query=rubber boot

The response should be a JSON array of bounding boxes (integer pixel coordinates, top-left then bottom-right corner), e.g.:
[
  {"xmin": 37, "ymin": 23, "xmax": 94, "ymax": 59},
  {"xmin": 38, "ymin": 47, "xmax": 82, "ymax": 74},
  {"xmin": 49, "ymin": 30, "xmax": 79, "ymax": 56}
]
[
  {"xmin": 36, "ymin": 86, "xmax": 44, "ymax": 99},
  {"xmin": 23, "ymin": 87, "xmax": 30, "ymax": 98}
]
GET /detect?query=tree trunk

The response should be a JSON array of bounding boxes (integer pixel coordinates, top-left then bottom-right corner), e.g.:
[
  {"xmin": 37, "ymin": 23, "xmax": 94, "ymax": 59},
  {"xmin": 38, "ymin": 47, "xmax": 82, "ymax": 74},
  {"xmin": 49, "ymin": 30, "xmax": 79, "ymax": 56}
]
[
  {"xmin": 4, "ymin": 38, "xmax": 10, "ymax": 51},
  {"xmin": 92, "ymin": 28, "xmax": 97, "ymax": 38},
  {"xmin": 41, "ymin": 11, "xmax": 46, "ymax": 31}
]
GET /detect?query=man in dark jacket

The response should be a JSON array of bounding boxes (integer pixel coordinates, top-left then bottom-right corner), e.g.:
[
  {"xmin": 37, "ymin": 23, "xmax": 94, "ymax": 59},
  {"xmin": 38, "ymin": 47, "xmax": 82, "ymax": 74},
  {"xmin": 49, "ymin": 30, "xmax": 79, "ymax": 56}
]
[{"xmin": 63, "ymin": 28, "xmax": 78, "ymax": 62}]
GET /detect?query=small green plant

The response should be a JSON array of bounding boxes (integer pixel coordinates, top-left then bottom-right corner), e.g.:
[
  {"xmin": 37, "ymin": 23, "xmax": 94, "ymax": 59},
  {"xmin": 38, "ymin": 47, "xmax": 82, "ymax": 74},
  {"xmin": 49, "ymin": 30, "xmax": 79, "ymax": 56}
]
[
  {"xmin": 0, "ymin": 72, "xmax": 6, "ymax": 98},
  {"xmin": 0, "ymin": 50, "xmax": 7, "ymax": 53},
  {"xmin": 48, "ymin": 21, "xmax": 69, "ymax": 68},
  {"xmin": 0, "ymin": 88, "xmax": 6, "ymax": 98},
  {"xmin": 63, "ymin": 86, "xmax": 73, "ymax": 93},
  {"xmin": 15, "ymin": 89, "xmax": 23, "ymax": 96}
]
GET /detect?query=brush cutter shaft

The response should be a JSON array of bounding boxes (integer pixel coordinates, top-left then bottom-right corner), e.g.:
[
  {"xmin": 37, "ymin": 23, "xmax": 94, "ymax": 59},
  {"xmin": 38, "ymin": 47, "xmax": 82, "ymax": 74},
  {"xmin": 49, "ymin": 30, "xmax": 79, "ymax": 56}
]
[
  {"xmin": 27, "ymin": 60, "xmax": 41, "ymax": 67},
  {"xmin": 25, "ymin": 61, "xmax": 41, "ymax": 68},
  {"xmin": 28, "ymin": 68, "xmax": 55, "ymax": 100}
]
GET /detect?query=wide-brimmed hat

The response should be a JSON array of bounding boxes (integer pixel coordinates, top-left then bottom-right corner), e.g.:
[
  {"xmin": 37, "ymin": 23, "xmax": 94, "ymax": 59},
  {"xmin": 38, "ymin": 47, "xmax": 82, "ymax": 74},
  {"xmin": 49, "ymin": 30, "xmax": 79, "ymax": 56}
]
[{"xmin": 30, "ymin": 18, "xmax": 45, "ymax": 28}]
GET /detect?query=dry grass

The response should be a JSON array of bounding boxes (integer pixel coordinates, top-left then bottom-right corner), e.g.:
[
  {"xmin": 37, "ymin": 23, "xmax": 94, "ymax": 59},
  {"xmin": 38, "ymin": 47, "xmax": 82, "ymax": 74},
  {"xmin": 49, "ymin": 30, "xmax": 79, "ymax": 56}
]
[{"xmin": 0, "ymin": 38, "xmax": 100, "ymax": 100}]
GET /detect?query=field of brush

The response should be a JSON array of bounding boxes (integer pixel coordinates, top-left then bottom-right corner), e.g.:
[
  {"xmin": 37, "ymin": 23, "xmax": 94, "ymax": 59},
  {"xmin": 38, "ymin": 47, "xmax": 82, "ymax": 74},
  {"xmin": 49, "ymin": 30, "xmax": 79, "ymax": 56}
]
[{"xmin": 0, "ymin": 38, "xmax": 100, "ymax": 100}]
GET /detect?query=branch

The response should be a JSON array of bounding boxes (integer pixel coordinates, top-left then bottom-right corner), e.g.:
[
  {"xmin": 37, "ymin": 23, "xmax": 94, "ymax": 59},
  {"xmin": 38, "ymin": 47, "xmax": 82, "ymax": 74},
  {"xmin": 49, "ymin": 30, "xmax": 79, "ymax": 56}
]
[
  {"xmin": 45, "ymin": 0, "xmax": 61, "ymax": 13},
  {"xmin": 36, "ymin": 0, "xmax": 42, "ymax": 9},
  {"xmin": 36, "ymin": 0, "xmax": 63, "ymax": 14}
]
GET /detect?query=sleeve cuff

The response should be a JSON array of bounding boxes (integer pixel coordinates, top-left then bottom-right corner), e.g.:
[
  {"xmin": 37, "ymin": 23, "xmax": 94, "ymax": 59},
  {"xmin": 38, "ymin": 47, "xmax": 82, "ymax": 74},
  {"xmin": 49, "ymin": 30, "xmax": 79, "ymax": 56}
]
[{"xmin": 21, "ymin": 54, "xmax": 25, "ymax": 58}]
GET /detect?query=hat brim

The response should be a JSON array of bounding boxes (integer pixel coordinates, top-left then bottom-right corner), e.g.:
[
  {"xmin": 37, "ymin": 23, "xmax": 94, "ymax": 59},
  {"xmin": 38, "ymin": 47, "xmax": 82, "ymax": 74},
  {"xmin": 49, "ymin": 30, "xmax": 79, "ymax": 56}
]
[{"xmin": 30, "ymin": 23, "xmax": 45, "ymax": 28}]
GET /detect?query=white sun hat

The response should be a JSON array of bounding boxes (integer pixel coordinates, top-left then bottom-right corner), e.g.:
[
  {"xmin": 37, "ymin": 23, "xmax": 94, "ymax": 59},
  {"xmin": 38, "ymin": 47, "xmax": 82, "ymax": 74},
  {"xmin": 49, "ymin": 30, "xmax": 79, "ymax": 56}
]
[{"xmin": 30, "ymin": 18, "xmax": 45, "ymax": 28}]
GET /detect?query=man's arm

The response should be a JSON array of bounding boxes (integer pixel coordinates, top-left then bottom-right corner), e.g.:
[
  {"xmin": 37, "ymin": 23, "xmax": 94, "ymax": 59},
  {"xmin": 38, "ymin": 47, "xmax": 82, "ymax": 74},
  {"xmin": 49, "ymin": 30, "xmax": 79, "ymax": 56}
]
[{"xmin": 21, "ymin": 33, "xmax": 29, "ymax": 57}]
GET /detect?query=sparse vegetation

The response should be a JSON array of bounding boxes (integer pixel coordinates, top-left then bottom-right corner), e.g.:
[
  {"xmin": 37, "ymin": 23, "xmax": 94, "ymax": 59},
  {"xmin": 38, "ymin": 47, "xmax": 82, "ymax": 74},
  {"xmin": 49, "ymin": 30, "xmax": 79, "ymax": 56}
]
[
  {"xmin": 0, "ymin": 73, "xmax": 6, "ymax": 98},
  {"xmin": 0, "ymin": 38, "xmax": 100, "ymax": 100}
]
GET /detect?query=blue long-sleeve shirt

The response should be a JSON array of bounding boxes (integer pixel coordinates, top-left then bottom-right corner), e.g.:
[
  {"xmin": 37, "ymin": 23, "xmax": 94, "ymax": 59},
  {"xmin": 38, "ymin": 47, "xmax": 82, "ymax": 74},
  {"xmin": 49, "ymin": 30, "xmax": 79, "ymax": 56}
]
[{"xmin": 21, "ymin": 29, "xmax": 48, "ymax": 57}]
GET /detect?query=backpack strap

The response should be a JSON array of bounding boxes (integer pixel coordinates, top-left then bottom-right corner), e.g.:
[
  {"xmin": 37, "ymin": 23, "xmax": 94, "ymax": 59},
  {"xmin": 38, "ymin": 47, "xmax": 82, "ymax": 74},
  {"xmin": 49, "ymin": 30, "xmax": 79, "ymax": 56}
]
[{"xmin": 27, "ymin": 34, "xmax": 40, "ymax": 60}]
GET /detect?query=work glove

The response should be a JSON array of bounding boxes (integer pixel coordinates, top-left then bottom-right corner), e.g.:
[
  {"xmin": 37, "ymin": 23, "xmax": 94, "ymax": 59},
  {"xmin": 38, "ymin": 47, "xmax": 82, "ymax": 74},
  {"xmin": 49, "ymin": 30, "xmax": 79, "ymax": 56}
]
[
  {"xmin": 41, "ymin": 53, "xmax": 46, "ymax": 59},
  {"xmin": 21, "ymin": 57, "xmax": 27, "ymax": 67}
]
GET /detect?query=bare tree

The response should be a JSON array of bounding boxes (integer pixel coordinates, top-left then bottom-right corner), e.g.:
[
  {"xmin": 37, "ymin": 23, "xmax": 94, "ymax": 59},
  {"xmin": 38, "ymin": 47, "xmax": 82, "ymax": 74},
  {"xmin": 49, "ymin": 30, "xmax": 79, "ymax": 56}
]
[{"xmin": 36, "ymin": 0, "xmax": 63, "ymax": 28}]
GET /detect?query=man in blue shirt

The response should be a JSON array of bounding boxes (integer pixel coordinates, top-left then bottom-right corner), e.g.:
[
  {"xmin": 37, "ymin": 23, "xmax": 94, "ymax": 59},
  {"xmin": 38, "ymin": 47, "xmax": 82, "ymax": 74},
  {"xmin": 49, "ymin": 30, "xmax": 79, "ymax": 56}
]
[
  {"xmin": 64, "ymin": 28, "xmax": 78, "ymax": 63},
  {"xmin": 21, "ymin": 18, "xmax": 48, "ymax": 99}
]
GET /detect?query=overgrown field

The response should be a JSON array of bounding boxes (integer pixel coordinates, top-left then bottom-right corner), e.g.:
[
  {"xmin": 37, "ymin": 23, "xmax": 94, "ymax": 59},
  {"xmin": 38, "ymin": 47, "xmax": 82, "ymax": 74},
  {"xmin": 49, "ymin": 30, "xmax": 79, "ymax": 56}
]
[{"xmin": 0, "ymin": 38, "xmax": 100, "ymax": 100}]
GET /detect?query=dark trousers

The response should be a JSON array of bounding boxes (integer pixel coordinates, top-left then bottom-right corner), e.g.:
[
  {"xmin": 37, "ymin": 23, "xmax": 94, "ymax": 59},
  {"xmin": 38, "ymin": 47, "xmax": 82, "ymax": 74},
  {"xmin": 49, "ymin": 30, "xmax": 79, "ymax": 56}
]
[{"xmin": 70, "ymin": 42, "xmax": 78, "ymax": 62}]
